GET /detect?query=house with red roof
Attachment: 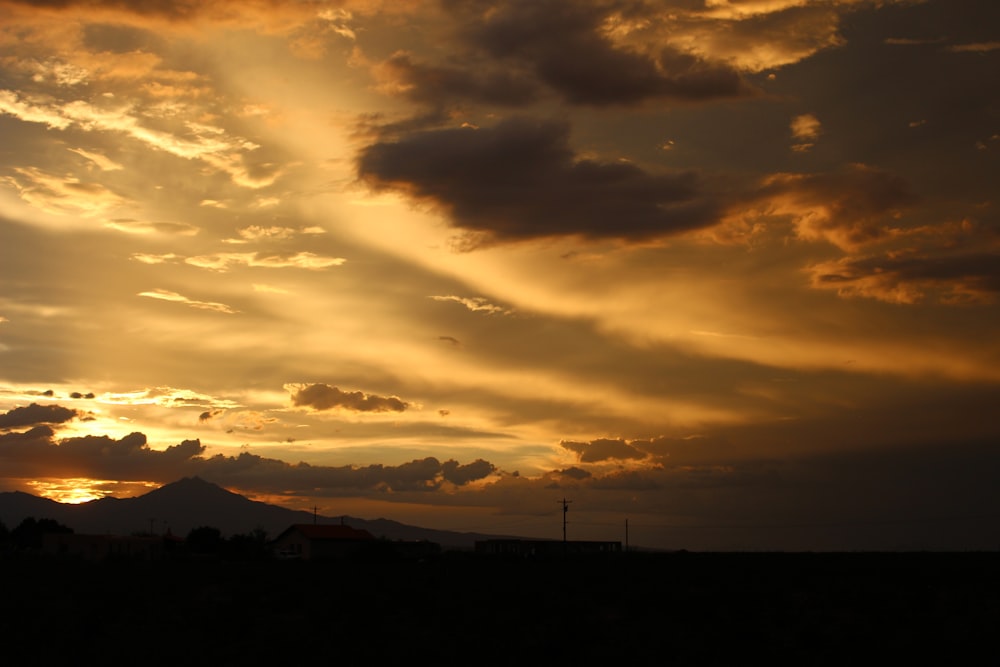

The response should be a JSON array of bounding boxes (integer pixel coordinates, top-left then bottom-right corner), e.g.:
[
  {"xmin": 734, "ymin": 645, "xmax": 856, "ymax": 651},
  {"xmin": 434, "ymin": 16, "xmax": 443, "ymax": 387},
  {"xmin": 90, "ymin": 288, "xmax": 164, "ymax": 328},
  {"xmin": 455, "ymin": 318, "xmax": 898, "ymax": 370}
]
[{"xmin": 271, "ymin": 523, "xmax": 376, "ymax": 560}]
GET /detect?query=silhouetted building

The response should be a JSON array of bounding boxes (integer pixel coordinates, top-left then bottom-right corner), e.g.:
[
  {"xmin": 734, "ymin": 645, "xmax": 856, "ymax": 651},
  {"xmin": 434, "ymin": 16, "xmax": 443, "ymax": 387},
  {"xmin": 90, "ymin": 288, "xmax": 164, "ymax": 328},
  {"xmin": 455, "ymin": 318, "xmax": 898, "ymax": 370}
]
[
  {"xmin": 272, "ymin": 523, "xmax": 376, "ymax": 560},
  {"xmin": 475, "ymin": 539, "xmax": 621, "ymax": 558}
]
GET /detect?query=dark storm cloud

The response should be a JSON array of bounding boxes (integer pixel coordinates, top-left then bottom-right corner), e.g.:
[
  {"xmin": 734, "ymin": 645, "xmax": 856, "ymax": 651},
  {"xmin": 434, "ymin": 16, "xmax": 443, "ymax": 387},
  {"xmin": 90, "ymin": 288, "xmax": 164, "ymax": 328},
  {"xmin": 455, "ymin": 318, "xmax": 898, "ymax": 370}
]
[
  {"xmin": 3, "ymin": 0, "xmax": 210, "ymax": 18},
  {"xmin": 552, "ymin": 466, "xmax": 591, "ymax": 482},
  {"xmin": 559, "ymin": 435, "xmax": 731, "ymax": 467},
  {"xmin": 2, "ymin": 0, "xmax": 308, "ymax": 19},
  {"xmin": 0, "ymin": 425, "xmax": 55, "ymax": 450},
  {"xmin": 557, "ymin": 434, "xmax": 737, "ymax": 469},
  {"xmin": 0, "ymin": 426, "xmax": 204, "ymax": 479},
  {"xmin": 561, "ymin": 437, "xmax": 648, "ymax": 462},
  {"xmin": 56, "ymin": 432, "xmax": 203, "ymax": 472},
  {"xmin": 290, "ymin": 383, "xmax": 408, "ymax": 413},
  {"xmin": 198, "ymin": 452, "xmax": 495, "ymax": 493},
  {"xmin": 453, "ymin": 0, "xmax": 752, "ymax": 106},
  {"xmin": 442, "ymin": 458, "xmax": 495, "ymax": 485},
  {"xmin": 0, "ymin": 425, "xmax": 496, "ymax": 492},
  {"xmin": 0, "ymin": 403, "xmax": 78, "ymax": 429},
  {"xmin": 354, "ymin": 109, "xmax": 454, "ymax": 141},
  {"xmin": 199, "ymin": 408, "xmax": 225, "ymax": 422},
  {"xmin": 377, "ymin": 52, "xmax": 539, "ymax": 107},
  {"xmin": 357, "ymin": 117, "xmax": 718, "ymax": 245}
]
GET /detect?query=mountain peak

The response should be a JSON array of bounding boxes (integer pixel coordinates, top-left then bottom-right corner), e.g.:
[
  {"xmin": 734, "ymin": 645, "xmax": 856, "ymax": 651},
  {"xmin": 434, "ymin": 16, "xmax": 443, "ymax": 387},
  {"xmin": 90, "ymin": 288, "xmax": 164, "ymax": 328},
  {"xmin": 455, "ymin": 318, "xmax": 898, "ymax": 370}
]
[
  {"xmin": 165, "ymin": 476, "xmax": 215, "ymax": 489},
  {"xmin": 148, "ymin": 476, "xmax": 233, "ymax": 497},
  {"xmin": 169, "ymin": 475, "xmax": 212, "ymax": 487},
  {"xmin": 133, "ymin": 477, "xmax": 253, "ymax": 514}
]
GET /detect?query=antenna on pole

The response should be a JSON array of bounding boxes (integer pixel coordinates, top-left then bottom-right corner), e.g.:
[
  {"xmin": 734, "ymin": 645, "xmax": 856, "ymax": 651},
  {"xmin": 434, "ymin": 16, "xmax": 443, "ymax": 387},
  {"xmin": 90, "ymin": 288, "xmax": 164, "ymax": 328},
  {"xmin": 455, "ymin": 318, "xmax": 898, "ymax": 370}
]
[
  {"xmin": 557, "ymin": 498, "xmax": 572, "ymax": 555},
  {"xmin": 312, "ymin": 506, "xmax": 318, "ymax": 525}
]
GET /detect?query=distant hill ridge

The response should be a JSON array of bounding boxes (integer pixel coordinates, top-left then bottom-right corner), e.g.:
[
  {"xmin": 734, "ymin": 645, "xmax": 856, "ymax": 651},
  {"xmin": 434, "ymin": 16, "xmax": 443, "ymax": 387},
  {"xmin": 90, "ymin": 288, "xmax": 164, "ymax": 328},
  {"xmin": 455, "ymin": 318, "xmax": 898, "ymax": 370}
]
[{"xmin": 0, "ymin": 476, "xmax": 519, "ymax": 550}]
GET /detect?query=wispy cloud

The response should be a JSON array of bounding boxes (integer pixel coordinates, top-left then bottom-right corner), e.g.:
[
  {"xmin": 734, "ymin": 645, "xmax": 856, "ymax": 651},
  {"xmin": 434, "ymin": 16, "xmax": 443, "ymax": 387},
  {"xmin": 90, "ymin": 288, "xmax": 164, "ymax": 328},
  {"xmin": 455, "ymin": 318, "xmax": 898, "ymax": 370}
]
[
  {"xmin": 184, "ymin": 252, "xmax": 347, "ymax": 271},
  {"xmin": 730, "ymin": 165, "xmax": 915, "ymax": 250},
  {"xmin": 0, "ymin": 90, "xmax": 279, "ymax": 188},
  {"xmin": 137, "ymin": 289, "xmax": 238, "ymax": 314},
  {"xmin": 948, "ymin": 41, "xmax": 1000, "ymax": 53},
  {"xmin": 430, "ymin": 295, "xmax": 512, "ymax": 315},
  {"xmin": 106, "ymin": 219, "xmax": 199, "ymax": 235},
  {"xmin": 68, "ymin": 147, "xmax": 123, "ymax": 171},
  {"xmin": 3, "ymin": 166, "xmax": 126, "ymax": 217},
  {"xmin": 224, "ymin": 225, "xmax": 327, "ymax": 244},
  {"xmin": 0, "ymin": 90, "xmax": 72, "ymax": 129},
  {"xmin": 790, "ymin": 113, "xmax": 821, "ymax": 152},
  {"xmin": 252, "ymin": 284, "xmax": 290, "ymax": 294},
  {"xmin": 97, "ymin": 387, "xmax": 240, "ymax": 409},
  {"xmin": 808, "ymin": 251, "xmax": 1000, "ymax": 305}
]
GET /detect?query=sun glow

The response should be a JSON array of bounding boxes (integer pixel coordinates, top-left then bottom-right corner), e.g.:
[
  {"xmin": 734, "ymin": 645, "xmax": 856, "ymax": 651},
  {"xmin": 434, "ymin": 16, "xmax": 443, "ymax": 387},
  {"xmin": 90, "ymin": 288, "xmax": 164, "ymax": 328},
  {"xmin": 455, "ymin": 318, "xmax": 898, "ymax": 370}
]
[{"xmin": 26, "ymin": 478, "xmax": 157, "ymax": 504}]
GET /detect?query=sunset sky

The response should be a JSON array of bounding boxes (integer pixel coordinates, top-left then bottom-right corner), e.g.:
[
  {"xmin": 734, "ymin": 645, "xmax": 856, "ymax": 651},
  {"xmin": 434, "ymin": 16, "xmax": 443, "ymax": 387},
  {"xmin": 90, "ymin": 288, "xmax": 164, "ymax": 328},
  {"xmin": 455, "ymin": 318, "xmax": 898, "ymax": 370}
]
[{"xmin": 1, "ymin": 0, "xmax": 997, "ymax": 550}]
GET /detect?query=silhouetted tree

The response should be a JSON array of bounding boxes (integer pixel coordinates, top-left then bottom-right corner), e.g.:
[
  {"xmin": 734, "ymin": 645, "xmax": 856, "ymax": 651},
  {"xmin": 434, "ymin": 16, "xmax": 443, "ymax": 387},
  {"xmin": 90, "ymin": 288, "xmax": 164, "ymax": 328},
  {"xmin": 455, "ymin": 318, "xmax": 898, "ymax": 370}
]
[
  {"xmin": 10, "ymin": 517, "xmax": 73, "ymax": 550},
  {"xmin": 226, "ymin": 527, "xmax": 269, "ymax": 560},
  {"xmin": 185, "ymin": 525, "xmax": 223, "ymax": 555}
]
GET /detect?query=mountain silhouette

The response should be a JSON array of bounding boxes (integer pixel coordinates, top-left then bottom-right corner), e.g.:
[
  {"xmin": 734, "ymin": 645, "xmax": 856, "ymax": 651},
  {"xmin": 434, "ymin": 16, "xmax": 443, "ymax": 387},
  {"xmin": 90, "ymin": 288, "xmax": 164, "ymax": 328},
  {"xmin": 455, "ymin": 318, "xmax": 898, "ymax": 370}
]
[
  {"xmin": 0, "ymin": 477, "xmax": 519, "ymax": 549},
  {"xmin": 0, "ymin": 490, "xmax": 65, "ymax": 523}
]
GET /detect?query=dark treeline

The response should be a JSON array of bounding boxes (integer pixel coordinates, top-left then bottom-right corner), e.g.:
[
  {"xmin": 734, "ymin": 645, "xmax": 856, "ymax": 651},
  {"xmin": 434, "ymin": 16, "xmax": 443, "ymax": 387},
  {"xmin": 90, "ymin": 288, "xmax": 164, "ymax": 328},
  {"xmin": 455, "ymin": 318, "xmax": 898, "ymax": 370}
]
[
  {"xmin": 0, "ymin": 517, "xmax": 271, "ymax": 560},
  {"xmin": 180, "ymin": 524, "xmax": 271, "ymax": 560},
  {"xmin": 0, "ymin": 517, "xmax": 998, "ymax": 662},
  {"xmin": 1, "ymin": 518, "xmax": 998, "ymax": 664},
  {"xmin": 0, "ymin": 516, "xmax": 73, "ymax": 551},
  {"xmin": 0, "ymin": 545, "xmax": 997, "ymax": 664}
]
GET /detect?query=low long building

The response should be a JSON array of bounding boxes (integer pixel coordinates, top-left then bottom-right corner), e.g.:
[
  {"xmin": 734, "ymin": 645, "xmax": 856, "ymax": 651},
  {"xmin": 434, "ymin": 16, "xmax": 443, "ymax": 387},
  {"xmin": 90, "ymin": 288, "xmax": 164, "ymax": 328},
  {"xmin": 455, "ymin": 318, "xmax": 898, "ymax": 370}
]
[{"xmin": 475, "ymin": 539, "xmax": 621, "ymax": 558}]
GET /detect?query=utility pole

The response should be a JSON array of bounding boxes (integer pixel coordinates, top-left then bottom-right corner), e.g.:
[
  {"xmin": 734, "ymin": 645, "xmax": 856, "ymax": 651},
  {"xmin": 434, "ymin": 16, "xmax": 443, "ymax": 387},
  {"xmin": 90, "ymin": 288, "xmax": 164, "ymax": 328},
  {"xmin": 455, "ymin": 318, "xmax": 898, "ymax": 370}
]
[
  {"xmin": 625, "ymin": 518, "xmax": 629, "ymax": 554},
  {"xmin": 313, "ymin": 506, "xmax": 318, "ymax": 525},
  {"xmin": 558, "ymin": 498, "xmax": 572, "ymax": 555}
]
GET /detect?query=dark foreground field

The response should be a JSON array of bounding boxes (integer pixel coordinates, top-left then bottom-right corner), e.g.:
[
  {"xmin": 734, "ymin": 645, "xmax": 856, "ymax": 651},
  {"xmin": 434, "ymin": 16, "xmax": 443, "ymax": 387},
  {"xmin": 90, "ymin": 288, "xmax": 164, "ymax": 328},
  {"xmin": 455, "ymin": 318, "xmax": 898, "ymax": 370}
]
[{"xmin": 6, "ymin": 551, "xmax": 998, "ymax": 665}]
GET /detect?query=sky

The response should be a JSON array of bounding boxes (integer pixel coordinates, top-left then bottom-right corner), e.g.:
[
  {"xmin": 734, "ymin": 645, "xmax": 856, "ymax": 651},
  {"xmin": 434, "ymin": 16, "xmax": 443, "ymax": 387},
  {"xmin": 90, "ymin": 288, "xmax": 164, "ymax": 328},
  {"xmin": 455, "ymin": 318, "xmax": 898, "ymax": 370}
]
[{"xmin": 0, "ymin": 0, "xmax": 997, "ymax": 551}]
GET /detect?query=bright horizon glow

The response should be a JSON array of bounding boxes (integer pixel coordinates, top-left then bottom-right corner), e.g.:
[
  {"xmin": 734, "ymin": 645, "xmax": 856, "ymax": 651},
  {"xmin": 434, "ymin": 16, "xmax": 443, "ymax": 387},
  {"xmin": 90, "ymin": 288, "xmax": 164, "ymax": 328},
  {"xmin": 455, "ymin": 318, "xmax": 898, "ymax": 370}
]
[{"xmin": 26, "ymin": 478, "xmax": 145, "ymax": 505}]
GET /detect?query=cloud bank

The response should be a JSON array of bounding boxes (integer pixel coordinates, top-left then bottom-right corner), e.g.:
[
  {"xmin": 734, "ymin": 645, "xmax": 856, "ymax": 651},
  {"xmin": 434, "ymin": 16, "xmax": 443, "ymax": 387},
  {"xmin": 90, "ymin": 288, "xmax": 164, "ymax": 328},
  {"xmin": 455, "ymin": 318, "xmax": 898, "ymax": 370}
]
[{"xmin": 289, "ymin": 383, "xmax": 409, "ymax": 413}]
